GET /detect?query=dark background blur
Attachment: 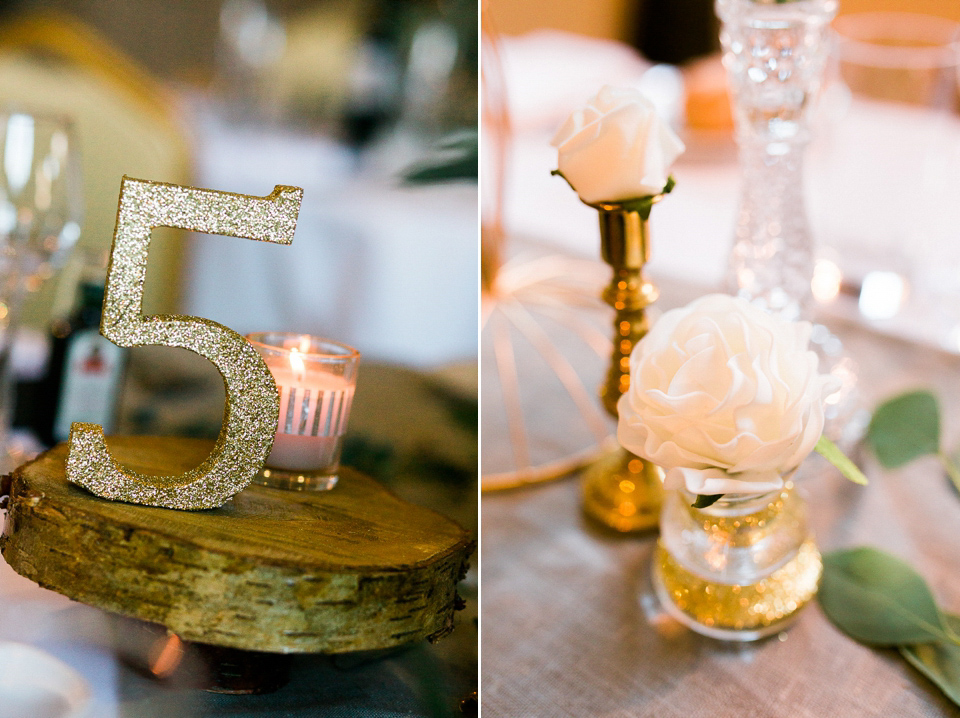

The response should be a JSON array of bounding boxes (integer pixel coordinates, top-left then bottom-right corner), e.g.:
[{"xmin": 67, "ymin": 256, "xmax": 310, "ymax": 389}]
[{"xmin": 4, "ymin": 0, "xmax": 476, "ymax": 95}]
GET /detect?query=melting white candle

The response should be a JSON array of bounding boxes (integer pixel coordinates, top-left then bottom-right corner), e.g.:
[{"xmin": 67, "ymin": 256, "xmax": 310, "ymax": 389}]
[{"xmin": 264, "ymin": 351, "xmax": 356, "ymax": 472}]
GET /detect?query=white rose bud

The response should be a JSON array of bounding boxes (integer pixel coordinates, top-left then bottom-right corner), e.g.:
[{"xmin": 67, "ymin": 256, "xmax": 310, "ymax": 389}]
[
  {"xmin": 617, "ymin": 294, "xmax": 833, "ymax": 495},
  {"xmin": 552, "ymin": 85, "xmax": 685, "ymax": 204}
]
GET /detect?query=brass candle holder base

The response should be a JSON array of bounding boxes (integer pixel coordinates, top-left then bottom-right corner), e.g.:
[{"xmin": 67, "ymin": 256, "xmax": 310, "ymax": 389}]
[{"xmin": 581, "ymin": 445, "xmax": 662, "ymax": 532}]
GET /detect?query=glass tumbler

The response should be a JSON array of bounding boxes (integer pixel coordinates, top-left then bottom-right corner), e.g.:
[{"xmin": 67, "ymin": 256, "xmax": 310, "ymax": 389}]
[
  {"xmin": 810, "ymin": 13, "xmax": 960, "ymax": 331},
  {"xmin": 246, "ymin": 332, "xmax": 360, "ymax": 491}
]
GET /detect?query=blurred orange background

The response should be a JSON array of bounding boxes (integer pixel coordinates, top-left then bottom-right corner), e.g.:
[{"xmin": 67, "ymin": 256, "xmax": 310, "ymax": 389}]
[{"xmin": 487, "ymin": 0, "xmax": 960, "ymax": 39}]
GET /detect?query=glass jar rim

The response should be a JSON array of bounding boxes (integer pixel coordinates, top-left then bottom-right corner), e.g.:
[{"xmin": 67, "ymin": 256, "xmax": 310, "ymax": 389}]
[
  {"xmin": 246, "ymin": 332, "xmax": 361, "ymax": 361},
  {"xmin": 678, "ymin": 468, "xmax": 799, "ymax": 514}
]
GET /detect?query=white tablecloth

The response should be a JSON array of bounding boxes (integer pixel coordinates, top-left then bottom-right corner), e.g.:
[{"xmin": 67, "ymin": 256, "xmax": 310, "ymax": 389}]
[
  {"xmin": 181, "ymin": 103, "xmax": 478, "ymax": 368},
  {"xmin": 482, "ymin": 275, "xmax": 960, "ymax": 718},
  {"xmin": 497, "ymin": 32, "xmax": 960, "ymax": 351}
]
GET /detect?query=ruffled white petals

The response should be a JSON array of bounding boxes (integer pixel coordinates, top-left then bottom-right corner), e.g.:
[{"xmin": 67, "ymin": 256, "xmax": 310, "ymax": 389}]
[
  {"xmin": 552, "ymin": 85, "xmax": 685, "ymax": 204},
  {"xmin": 663, "ymin": 467, "xmax": 786, "ymax": 496},
  {"xmin": 617, "ymin": 293, "xmax": 831, "ymax": 495}
]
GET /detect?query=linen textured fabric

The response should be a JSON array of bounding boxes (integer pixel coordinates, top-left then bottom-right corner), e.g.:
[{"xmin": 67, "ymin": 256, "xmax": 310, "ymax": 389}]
[{"xmin": 482, "ymin": 277, "xmax": 960, "ymax": 717}]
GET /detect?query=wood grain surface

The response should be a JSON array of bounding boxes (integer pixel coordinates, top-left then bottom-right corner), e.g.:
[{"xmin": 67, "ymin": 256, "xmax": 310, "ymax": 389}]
[{"xmin": 1, "ymin": 436, "xmax": 473, "ymax": 654}]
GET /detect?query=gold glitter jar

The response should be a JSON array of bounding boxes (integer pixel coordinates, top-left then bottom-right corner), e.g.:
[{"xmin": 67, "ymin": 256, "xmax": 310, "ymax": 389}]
[{"xmin": 652, "ymin": 480, "xmax": 822, "ymax": 641}]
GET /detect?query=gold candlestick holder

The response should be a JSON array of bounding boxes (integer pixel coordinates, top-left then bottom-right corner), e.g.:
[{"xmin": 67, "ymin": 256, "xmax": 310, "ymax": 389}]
[{"xmin": 581, "ymin": 199, "xmax": 664, "ymax": 532}]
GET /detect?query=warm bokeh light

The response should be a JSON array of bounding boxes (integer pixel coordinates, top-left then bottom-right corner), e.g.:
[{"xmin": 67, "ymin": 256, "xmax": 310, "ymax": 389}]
[
  {"xmin": 858, "ymin": 270, "xmax": 908, "ymax": 321},
  {"xmin": 811, "ymin": 258, "xmax": 843, "ymax": 303}
]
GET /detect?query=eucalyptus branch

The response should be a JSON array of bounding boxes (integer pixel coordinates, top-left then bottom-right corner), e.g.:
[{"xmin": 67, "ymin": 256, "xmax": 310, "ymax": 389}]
[
  {"xmin": 815, "ymin": 435, "xmax": 868, "ymax": 485},
  {"xmin": 938, "ymin": 451, "xmax": 960, "ymax": 496}
]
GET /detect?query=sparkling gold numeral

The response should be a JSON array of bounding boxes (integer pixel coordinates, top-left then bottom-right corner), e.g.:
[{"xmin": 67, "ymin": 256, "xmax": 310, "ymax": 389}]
[{"xmin": 66, "ymin": 176, "xmax": 303, "ymax": 509}]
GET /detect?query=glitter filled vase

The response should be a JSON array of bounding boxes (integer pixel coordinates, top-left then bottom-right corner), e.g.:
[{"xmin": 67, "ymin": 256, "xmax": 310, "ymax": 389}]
[{"xmin": 652, "ymin": 479, "xmax": 822, "ymax": 641}]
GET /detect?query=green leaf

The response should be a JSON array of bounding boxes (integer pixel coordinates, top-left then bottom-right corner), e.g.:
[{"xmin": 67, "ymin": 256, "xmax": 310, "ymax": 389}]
[
  {"xmin": 619, "ymin": 196, "xmax": 657, "ymax": 220},
  {"xmin": 815, "ymin": 435, "xmax": 868, "ymax": 485},
  {"xmin": 901, "ymin": 613, "xmax": 960, "ymax": 708},
  {"xmin": 403, "ymin": 130, "xmax": 478, "ymax": 184},
  {"xmin": 867, "ymin": 390, "xmax": 941, "ymax": 468},
  {"xmin": 550, "ymin": 169, "xmax": 576, "ymax": 194},
  {"xmin": 692, "ymin": 494, "xmax": 722, "ymax": 508},
  {"xmin": 403, "ymin": 153, "xmax": 477, "ymax": 184},
  {"xmin": 819, "ymin": 547, "xmax": 952, "ymax": 646}
]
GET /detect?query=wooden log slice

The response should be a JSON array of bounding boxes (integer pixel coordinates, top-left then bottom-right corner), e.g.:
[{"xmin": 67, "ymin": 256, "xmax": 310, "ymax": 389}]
[{"xmin": 1, "ymin": 436, "xmax": 473, "ymax": 654}]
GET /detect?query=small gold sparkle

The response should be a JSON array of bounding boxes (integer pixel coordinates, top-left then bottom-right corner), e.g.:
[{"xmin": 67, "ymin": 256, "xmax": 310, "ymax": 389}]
[{"xmin": 656, "ymin": 539, "xmax": 822, "ymax": 632}]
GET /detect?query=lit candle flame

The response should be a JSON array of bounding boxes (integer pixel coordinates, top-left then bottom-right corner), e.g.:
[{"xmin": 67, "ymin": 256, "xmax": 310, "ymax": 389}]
[
  {"xmin": 299, "ymin": 335, "xmax": 310, "ymax": 354},
  {"xmin": 289, "ymin": 347, "xmax": 306, "ymax": 384}
]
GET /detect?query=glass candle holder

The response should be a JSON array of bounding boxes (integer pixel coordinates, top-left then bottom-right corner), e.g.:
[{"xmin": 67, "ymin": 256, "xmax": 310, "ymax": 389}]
[
  {"xmin": 246, "ymin": 333, "xmax": 360, "ymax": 491},
  {"xmin": 652, "ymin": 478, "xmax": 822, "ymax": 641}
]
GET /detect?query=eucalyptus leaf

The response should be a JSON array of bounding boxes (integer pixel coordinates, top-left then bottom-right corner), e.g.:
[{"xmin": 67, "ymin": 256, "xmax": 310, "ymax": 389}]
[
  {"xmin": 403, "ymin": 153, "xmax": 477, "ymax": 184},
  {"xmin": 692, "ymin": 493, "xmax": 722, "ymax": 509},
  {"xmin": 815, "ymin": 435, "xmax": 868, "ymax": 485},
  {"xmin": 942, "ymin": 452, "xmax": 960, "ymax": 496},
  {"xmin": 867, "ymin": 390, "xmax": 941, "ymax": 468},
  {"xmin": 403, "ymin": 130, "xmax": 478, "ymax": 184},
  {"xmin": 819, "ymin": 547, "xmax": 952, "ymax": 646},
  {"xmin": 901, "ymin": 613, "xmax": 960, "ymax": 708}
]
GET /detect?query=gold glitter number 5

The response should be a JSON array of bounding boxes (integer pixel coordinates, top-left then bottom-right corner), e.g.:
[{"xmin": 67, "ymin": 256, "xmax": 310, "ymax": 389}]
[{"xmin": 66, "ymin": 176, "xmax": 303, "ymax": 510}]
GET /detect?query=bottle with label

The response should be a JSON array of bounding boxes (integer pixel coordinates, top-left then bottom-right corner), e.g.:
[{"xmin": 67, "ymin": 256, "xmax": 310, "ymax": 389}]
[{"xmin": 28, "ymin": 282, "xmax": 127, "ymax": 446}]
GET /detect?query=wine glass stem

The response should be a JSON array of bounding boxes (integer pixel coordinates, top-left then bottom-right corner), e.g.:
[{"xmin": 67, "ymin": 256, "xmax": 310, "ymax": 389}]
[{"xmin": 0, "ymin": 271, "xmax": 33, "ymax": 470}]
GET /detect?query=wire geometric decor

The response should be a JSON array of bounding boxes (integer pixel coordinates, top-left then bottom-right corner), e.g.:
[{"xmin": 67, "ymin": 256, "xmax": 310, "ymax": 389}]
[{"xmin": 481, "ymin": 247, "xmax": 620, "ymax": 490}]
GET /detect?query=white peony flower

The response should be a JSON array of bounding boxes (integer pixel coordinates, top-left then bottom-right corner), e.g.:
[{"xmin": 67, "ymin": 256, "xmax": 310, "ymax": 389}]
[
  {"xmin": 551, "ymin": 85, "xmax": 685, "ymax": 204},
  {"xmin": 617, "ymin": 294, "xmax": 834, "ymax": 495}
]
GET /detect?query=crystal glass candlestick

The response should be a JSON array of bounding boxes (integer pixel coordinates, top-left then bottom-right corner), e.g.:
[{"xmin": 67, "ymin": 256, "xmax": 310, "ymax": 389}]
[
  {"xmin": 718, "ymin": 0, "xmax": 837, "ymax": 321},
  {"xmin": 247, "ymin": 333, "xmax": 360, "ymax": 491},
  {"xmin": 718, "ymin": 0, "xmax": 863, "ymax": 441}
]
